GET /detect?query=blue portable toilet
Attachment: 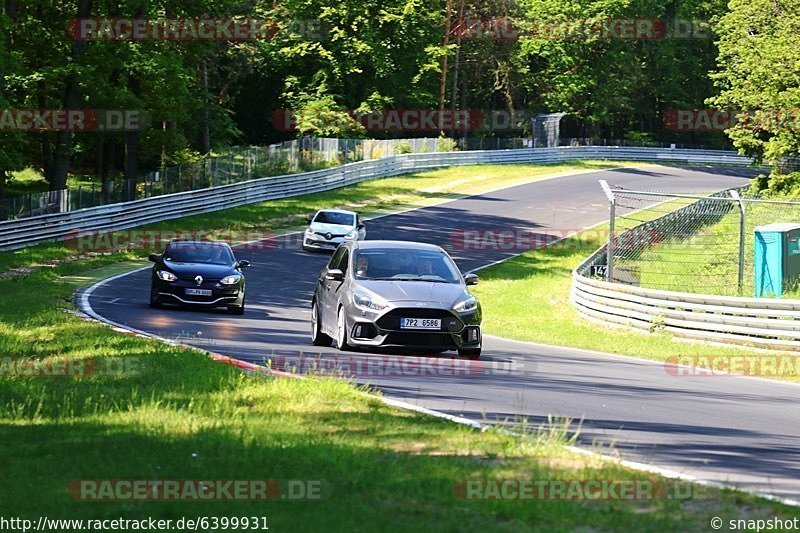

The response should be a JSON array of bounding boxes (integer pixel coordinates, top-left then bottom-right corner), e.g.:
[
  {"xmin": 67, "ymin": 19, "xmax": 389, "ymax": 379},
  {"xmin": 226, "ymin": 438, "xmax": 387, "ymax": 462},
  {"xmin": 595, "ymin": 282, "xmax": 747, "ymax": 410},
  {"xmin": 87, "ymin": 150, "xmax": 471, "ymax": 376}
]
[{"xmin": 754, "ymin": 223, "xmax": 800, "ymax": 297}]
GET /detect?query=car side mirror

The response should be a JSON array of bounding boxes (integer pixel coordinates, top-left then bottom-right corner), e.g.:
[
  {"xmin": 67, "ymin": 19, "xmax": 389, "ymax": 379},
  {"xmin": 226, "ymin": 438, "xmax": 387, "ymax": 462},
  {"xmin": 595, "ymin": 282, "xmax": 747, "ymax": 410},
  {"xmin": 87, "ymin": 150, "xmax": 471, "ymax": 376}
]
[
  {"xmin": 325, "ymin": 268, "xmax": 344, "ymax": 281},
  {"xmin": 357, "ymin": 223, "xmax": 365, "ymax": 229},
  {"xmin": 148, "ymin": 253, "xmax": 160, "ymax": 262},
  {"xmin": 305, "ymin": 215, "xmax": 313, "ymax": 223},
  {"xmin": 238, "ymin": 260, "xmax": 251, "ymax": 268},
  {"xmin": 464, "ymin": 273, "xmax": 479, "ymax": 285}
]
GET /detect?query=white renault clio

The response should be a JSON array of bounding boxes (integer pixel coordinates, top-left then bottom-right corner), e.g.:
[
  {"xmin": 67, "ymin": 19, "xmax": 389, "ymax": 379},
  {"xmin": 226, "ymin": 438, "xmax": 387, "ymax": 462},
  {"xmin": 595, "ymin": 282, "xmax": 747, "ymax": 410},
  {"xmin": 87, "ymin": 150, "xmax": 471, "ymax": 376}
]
[{"xmin": 302, "ymin": 209, "xmax": 366, "ymax": 252}]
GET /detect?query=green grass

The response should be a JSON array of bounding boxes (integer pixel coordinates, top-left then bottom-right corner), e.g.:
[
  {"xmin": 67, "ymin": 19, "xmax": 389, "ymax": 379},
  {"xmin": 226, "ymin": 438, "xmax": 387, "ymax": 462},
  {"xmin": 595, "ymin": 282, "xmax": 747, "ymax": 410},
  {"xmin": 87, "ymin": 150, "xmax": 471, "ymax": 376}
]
[
  {"xmin": 0, "ymin": 257, "xmax": 795, "ymax": 530},
  {"xmin": 5, "ymin": 167, "xmax": 96, "ymax": 196},
  {"xmin": 1, "ymin": 161, "xmax": 794, "ymax": 528},
  {"xmin": 630, "ymin": 196, "xmax": 800, "ymax": 297}
]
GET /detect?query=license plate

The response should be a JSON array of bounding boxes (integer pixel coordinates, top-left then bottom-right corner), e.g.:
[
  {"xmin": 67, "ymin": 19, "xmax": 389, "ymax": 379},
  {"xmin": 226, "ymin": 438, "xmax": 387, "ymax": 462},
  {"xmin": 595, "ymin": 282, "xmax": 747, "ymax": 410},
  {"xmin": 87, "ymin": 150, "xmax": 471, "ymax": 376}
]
[
  {"xmin": 185, "ymin": 288, "xmax": 212, "ymax": 296},
  {"xmin": 400, "ymin": 318, "xmax": 441, "ymax": 330}
]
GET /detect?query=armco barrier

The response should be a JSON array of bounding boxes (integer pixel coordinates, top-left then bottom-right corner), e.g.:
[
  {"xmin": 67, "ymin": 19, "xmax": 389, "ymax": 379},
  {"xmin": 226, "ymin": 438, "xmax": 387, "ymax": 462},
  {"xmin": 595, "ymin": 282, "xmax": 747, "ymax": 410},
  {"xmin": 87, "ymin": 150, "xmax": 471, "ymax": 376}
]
[
  {"xmin": 571, "ymin": 272, "xmax": 800, "ymax": 350},
  {"xmin": 0, "ymin": 146, "xmax": 753, "ymax": 250}
]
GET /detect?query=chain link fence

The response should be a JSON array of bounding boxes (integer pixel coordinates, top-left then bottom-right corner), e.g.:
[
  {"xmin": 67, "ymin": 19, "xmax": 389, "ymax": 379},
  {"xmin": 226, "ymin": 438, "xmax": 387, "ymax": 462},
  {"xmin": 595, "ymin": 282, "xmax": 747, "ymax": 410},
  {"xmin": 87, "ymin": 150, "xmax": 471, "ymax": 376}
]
[{"xmin": 596, "ymin": 182, "xmax": 800, "ymax": 297}]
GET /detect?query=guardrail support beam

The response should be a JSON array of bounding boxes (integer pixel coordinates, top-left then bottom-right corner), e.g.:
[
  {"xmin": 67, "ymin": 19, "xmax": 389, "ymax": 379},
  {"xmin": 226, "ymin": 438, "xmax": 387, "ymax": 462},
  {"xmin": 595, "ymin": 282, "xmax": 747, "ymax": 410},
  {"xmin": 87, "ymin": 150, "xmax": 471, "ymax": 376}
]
[
  {"xmin": 730, "ymin": 190, "xmax": 746, "ymax": 295},
  {"xmin": 599, "ymin": 180, "xmax": 616, "ymax": 282}
]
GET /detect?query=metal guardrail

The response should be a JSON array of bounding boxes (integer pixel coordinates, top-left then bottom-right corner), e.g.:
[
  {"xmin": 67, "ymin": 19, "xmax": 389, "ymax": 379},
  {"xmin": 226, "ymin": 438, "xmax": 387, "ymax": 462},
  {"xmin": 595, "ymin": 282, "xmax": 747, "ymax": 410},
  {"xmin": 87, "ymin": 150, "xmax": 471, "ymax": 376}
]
[
  {"xmin": 571, "ymin": 184, "xmax": 800, "ymax": 351},
  {"xmin": 0, "ymin": 146, "xmax": 754, "ymax": 251},
  {"xmin": 571, "ymin": 272, "xmax": 800, "ymax": 350}
]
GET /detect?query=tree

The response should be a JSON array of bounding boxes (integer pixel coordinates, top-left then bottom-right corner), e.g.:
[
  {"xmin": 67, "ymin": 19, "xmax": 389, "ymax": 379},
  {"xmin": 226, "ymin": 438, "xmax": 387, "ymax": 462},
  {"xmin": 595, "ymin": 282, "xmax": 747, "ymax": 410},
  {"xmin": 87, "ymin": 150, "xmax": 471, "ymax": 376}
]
[{"xmin": 709, "ymin": 0, "xmax": 800, "ymax": 189}]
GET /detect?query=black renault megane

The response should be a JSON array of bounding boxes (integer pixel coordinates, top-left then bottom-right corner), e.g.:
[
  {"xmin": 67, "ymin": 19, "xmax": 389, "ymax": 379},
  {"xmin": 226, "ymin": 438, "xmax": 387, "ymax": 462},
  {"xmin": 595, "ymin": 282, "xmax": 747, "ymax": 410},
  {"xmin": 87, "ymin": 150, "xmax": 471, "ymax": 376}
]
[{"xmin": 148, "ymin": 240, "xmax": 250, "ymax": 314}]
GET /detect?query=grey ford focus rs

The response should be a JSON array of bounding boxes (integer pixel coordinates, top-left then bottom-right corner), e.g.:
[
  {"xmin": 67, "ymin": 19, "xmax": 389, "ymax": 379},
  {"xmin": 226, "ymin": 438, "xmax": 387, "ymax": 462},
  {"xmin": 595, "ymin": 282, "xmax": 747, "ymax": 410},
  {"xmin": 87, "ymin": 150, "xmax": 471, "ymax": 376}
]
[{"xmin": 310, "ymin": 240, "xmax": 482, "ymax": 359}]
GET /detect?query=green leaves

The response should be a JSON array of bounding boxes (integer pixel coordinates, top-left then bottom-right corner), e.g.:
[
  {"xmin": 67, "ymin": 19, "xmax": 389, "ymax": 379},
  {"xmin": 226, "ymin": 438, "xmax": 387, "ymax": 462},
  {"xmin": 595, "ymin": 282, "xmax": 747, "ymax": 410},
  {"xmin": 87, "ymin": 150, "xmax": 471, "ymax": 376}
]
[{"xmin": 709, "ymin": 0, "xmax": 800, "ymax": 179}]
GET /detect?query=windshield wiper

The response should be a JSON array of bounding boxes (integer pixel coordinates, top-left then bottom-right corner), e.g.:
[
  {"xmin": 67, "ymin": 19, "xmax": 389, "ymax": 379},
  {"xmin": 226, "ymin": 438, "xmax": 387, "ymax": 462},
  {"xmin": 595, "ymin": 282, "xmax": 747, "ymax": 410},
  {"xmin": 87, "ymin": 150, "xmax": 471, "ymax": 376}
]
[{"xmin": 367, "ymin": 276, "xmax": 451, "ymax": 283}]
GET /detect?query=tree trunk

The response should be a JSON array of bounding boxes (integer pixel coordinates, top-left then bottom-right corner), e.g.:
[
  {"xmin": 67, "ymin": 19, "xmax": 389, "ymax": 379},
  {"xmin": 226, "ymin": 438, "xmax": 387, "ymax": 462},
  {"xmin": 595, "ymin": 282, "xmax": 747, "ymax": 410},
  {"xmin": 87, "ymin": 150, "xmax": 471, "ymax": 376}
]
[
  {"xmin": 0, "ymin": 0, "xmax": 17, "ymax": 217},
  {"xmin": 48, "ymin": 0, "xmax": 92, "ymax": 192},
  {"xmin": 101, "ymin": 137, "xmax": 115, "ymax": 202},
  {"xmin": 198, "ymin": 60, "xmax": 211, "ymax": 154},
  {"xmin": 437, "ymin": 0, "xmax": 453, "ymax": 131},
  {"xmin": 123, "ymin": 131, "xmax": 139, "ymax": 201},
  {"xmin": 449, "ymin": 0, "xmax": 464, "ymax": 137}
]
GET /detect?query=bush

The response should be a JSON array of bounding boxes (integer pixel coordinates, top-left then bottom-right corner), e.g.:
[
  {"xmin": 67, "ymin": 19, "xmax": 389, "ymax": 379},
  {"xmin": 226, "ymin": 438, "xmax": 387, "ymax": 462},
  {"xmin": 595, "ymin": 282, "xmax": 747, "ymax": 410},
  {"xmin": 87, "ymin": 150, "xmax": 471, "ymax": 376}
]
[
  {"xmin": 624, "ymin": 131, "xmax": 657, "ymax": 147},
  {"xmin": 436, "ymin": 135, "xmax": 457, "ymax": 152},
  {"xmin": 764, "ymin": 171, "xmax": 800, "ymax": 195},
  {"xmin": 394, "ymin": 142, "xmax": 413, "ymax": 154}
]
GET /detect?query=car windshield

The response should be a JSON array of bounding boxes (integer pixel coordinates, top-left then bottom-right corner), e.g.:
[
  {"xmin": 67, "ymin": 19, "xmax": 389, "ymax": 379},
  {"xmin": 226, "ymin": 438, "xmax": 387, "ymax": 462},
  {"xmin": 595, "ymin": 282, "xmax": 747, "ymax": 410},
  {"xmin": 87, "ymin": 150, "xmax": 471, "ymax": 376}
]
[
  {"xmin": 354, "ymin": 248, "xmax": 461, "ymax": 283},
  {"xmin": 164, "ymin": 243, "xmax": 235, "ymax": 265},
  {"xmin": 313, "ymin": 211, "xmax": 355, "ymax": 226}
]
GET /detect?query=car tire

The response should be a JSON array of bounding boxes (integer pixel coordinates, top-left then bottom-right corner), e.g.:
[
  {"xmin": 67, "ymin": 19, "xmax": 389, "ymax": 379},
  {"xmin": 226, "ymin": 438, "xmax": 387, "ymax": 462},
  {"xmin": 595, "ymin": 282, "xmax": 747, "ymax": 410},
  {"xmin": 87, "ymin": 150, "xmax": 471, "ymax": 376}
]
[
  {"xmin": 149, "ymin": 292, "xmax": 162, "ymax": 309},
  {"xmin": 311, "ymin": 300, "xmax": 332, "ymax": 346},
  {"xmin": 336, "ymin": 307, "xmax": 351, "ymax": 351},
  {"xmin": 230, "ymin": 304, "xmax": 245, "ymax": 315},
  {"xmin": 458, "ymin": 348, "xmax": 481, "ymax": 360}
]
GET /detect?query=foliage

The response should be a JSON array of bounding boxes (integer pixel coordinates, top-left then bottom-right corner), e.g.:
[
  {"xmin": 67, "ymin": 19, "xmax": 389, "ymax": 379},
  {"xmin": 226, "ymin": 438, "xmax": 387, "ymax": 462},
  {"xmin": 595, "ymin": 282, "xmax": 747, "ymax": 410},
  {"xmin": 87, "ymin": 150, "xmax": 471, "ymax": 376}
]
[
  {"xmin": 436, "ymin": 134, "xmax": 457, "ymax": 152},
  {"xmin": 709, "ymin": 0, "xmax": 800, "ymax": 189},
  {"xmin": 394, "ymin": 141, "xmax": 413, "ymax": 154}
]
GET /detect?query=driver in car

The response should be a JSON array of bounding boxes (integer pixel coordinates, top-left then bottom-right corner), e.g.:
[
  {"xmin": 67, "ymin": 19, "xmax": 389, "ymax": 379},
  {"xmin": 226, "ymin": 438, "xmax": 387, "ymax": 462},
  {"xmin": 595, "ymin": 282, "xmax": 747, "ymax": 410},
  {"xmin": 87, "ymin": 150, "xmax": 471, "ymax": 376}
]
[
  {"xmin": 356, "ymin": 255, "xmax": 370, "ymax": 277},
  {"xmin": 416, "ymin": 258, "xmax": 433, "ymax": 276}
]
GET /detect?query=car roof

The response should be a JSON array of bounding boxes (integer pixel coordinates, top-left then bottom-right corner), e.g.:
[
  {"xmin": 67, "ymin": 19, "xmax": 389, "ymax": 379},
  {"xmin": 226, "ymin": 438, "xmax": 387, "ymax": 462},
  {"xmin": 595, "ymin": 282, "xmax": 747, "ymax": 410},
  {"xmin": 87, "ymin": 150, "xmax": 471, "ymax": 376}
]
[
  {"xmin": 167, "ymin": 240, "xmax": 232, "ymax": 249},
  {"xmin": 315, "ymin": 208, "xmax": 358, "ymax": 216},
  {"xmin": 352, "ymin": 240, "xmax": 444, "ymax": 252}
]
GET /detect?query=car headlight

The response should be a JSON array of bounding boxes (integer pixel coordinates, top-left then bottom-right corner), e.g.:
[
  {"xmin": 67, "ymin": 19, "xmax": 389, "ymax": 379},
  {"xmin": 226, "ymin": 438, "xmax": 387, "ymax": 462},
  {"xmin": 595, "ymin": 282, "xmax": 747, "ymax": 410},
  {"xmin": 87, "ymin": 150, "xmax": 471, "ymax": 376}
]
[
  {"xmin": 453, "ymin": 296, "xmax": 478, "ymax": 312},
  {"xmin": 304, "ymin": 228, "xmax": 313, "ymax": 234},
  {"xmin": 220, "ymin": 274, "xmax": 242, "ymax": 285},
  {"xmin": 344, "ymin": 230, "xmax": 358, "ymax": 240},
  {"xmin": 353, "ymin": 292, "xmax": 387, "ymax": 311},
  {"xmin": 156, "ymin": 270, "xmax": 177, "ymax": 282}
]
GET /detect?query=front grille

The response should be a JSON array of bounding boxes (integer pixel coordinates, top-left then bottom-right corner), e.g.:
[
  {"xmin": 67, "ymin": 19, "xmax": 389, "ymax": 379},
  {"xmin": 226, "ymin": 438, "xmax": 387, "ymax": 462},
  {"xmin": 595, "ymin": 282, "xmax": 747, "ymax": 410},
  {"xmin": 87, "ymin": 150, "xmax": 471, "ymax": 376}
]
[
  {"xmin": 384, "ymin": 332, "xmax": 457, "ymax": 348},
  {"xmin": 377, "ymin": 308, "xmax": 462, "ymax": 332},
  {"xmin": 176, "ymin": 275, "xmax": 221, "ymax": 286},
  {"xmin": 313, "ymin": 231, "xmax": 346, "ymax": 239},
  {"xmin": 352, "ymin": 322, "xmax": 378, "ymax": 339}
]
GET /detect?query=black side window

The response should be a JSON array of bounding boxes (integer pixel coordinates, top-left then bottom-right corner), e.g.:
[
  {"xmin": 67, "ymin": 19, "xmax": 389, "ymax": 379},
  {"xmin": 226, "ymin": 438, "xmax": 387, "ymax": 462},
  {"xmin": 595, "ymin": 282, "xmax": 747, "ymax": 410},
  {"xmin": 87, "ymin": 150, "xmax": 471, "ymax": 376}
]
[
  {"xmin": 339, "ymin": 249, "xmax": 350, "ymax": 275},
  {"xmin": 329, "ymin": 247, "xmax": 345, "ymax": 270}
]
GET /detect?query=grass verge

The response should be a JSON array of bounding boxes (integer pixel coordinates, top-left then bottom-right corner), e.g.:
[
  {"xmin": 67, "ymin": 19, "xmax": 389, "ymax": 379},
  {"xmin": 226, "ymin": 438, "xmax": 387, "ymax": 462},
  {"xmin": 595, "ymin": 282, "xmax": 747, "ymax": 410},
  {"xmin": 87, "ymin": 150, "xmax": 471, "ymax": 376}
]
[
  {"xmin": 0, "ymin": 259, "xmax": 795, "ymax": 529},
  {"xmin": 1, "ymin": 161, "xmax": 793, "ymax": 527}
]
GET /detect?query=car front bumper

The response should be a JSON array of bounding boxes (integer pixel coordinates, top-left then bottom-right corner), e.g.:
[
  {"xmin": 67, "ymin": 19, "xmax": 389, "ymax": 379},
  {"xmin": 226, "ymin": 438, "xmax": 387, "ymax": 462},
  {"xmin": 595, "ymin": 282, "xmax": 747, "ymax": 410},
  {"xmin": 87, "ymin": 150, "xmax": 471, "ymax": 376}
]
[
  {"xmin": 303, "ymin": 233, "xmax": 358, "ymax": 251},
  {"xmin": 343, "ymin": 304, "xmax": 482, "ymax": 351},
  {"xmin": 151, "ymin": 278, "xmax": 244, "ymax": 308}
]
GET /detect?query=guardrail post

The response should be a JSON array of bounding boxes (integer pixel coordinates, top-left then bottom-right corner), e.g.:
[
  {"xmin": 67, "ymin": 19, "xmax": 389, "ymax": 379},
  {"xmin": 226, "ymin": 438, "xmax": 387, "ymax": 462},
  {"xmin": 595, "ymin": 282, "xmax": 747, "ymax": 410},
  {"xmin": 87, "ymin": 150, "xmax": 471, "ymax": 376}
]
[
  {"xmin": 730, "ymin": 189, "xmax": 746, "ymax": 295},
  {"xmin": 599, "ymin": 180, "xmax": 616, "ymax": 282}
]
